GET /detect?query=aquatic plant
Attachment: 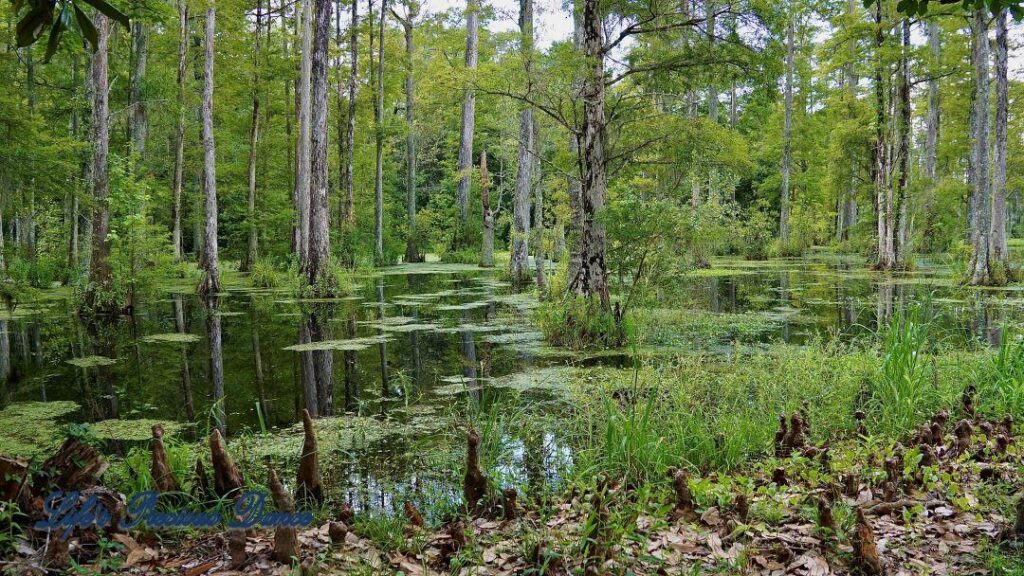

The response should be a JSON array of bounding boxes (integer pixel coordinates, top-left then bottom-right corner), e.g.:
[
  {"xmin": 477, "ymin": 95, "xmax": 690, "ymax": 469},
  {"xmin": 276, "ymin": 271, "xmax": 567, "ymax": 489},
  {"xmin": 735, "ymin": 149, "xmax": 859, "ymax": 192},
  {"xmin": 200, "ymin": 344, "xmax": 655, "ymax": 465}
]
[{"xmin": 870, "ymin": 307, "xmax": 944, "ymax": 436}]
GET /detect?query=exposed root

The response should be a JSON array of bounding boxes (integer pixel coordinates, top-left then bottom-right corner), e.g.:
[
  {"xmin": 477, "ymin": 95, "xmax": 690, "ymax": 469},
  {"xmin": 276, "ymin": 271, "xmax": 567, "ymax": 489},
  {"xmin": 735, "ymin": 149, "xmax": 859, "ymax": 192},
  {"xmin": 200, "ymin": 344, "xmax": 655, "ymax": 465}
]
[
  {"xmin": 208, "ymin": 429, "xmax": 244, "ymax": 498},
  {"xmin": 404, "ymin": 500, "xmax": 425, "ymax": 528},
  {"xmin": 503, "ymin": 487, "xmax": 519, "ymax": 521},
  {"xmin": 852, "ymin": 507, "xmax": 885, "ymax": 575},
  {"xmin": 296, "ymin": 409, "xmax": 323, "ymax": 506},
  {"xmin": 268, "ymin": 466, "xmax": 299, "ymax": 563},
  {"xmin": 328, "ymin": 521, "xmax": 348, "ymax": 545},
  {"xmin": 150, "ymin": 424, "xmax": 180, "ymax": 493},
  {"xmin": 464, "ymin": 428, "xmax": 488, "ymax": 514},
  {"xmin": 816, "ymin": 496, "xmax": 837, "ymax": 538}
]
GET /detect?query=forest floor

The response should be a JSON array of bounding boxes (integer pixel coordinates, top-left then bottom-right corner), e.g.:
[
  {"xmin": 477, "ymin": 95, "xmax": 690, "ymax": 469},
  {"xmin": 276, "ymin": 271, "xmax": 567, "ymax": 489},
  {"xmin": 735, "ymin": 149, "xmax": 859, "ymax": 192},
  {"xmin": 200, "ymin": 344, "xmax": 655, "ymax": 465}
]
[{"xmin": 25, "ymin": 410, "xmax": 1021, "ymax": 576}]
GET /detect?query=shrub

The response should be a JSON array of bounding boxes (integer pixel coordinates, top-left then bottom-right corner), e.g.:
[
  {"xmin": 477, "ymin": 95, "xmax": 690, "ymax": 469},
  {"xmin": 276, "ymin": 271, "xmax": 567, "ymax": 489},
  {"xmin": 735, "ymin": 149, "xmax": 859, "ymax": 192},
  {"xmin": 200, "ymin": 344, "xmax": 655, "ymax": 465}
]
[{"xmin": 535, "ymin": 294, "xmax": 626, "ymax": 350}]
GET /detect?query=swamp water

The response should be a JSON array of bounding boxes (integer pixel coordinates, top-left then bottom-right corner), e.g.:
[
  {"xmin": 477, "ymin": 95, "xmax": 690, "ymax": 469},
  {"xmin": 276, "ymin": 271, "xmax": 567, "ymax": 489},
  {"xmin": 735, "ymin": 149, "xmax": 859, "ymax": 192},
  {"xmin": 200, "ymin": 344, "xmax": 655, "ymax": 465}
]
[{"xmin": 1, "ymin": 251, "xmax": 1023, "ymax": 514}]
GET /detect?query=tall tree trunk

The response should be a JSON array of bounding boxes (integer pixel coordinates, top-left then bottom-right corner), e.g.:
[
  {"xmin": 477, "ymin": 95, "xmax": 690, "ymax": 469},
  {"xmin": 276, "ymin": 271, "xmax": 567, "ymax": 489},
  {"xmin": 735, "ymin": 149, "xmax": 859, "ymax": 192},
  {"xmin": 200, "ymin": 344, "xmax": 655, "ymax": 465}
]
[
  {"xmin": 894, "ymin": 19, "xmax": 911, "ymax": 268},
  {"xmin": 171, "ymin": 0, "xmax": 188, "ymax": 261},
  {"xmin": 924, "ymin": 20, "xmax": 939, "ymax": 182},
  {"xmin": 479, "ymin": 150, "xmax": 494, "ymax": 266},
  {"xmin": 206, "ymin": 297, "xmax": 225, "ymax": 434},
  {"xmin": 872, "ymin": 0, "xmax": 893, "ymax": 270},
  {"xmin": 920, "ymin": 19, "xmax": 939, "ymax": 247},
  {"xmin": 86, "ymin": 14, "xmax": 112, "ymax": 309},
  {"xmin": 455, "ymin": 0, "xmax": 479, "ymax": 236},
  {"xmin": 780, "ymin": 15, "xmax": 794, "ymax": 245},
  {"xmin": 837, "ymin": 0, "xmax": 858, "ymax": 242},
  {"xmin": 243, "ymin": 1, "xmax": 262, "ymax": 272},
  {"xmin": 397, "ymin": 4, "xmax": 421, "ymax": 263},
  {"xmin": 334, "ymin": 0, "xmax": 346, "ymax": 230},
  {"xmin": 295, "ymin": 0, "xmax": 313, "ymax": 265},
  {"xmin": 510, "ymin": 0, "xmax": 534, "ymax": 286},
  {"xmin": 68, "ymin": 54, "xmax": 81, "ymax": 272},
  {"xmin": 199, "ymin": 7, "xmax": 221, "ymax": 296},
  {"xmin": 373, "ymin": 0, "xmax": 388, "ymax": 263},
  {"xmin": 533, "ymin": 125, "xmax": 546, "ymax": 292},
  {"xmin": 566, "ymin": 0, "xmax": 584, "ymax": 284},
  {"xmin": 308, "ymin": 0, "xmax": 332, "ymax": 288},
  {"xmin": 991, "ymin": 9, "xmax": 1009, "ymax": 277},
  {"xmin": 130, "ymin": 20, "xmax": 148, "ymax": 158},
  {"xmin": 967, "ymin": 9, "xmax": 992, "ymax": 285},
  {"xmin": 342, "ymin": 0, "xmax": 358, "ymax": 230},
  {"xmin": 568, "ymin": 0, "xmax": 610, "ymax": 309},
  {"xmin": 706, "ymin": 0, "xmax": 717, "ymax": 123}
]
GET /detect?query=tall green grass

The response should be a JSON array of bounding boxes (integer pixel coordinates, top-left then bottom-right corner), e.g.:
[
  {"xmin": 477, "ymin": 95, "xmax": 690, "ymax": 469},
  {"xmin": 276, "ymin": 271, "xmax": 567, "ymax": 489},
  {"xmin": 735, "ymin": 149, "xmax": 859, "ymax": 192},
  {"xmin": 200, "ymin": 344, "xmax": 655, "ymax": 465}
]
[
  {"xmin": 979, "ymin": 330, "xmax": 1024, "ymax": 417},
  {"xmin": 869, "ymin": 307, "xmax": 941, "ymax": 435}
]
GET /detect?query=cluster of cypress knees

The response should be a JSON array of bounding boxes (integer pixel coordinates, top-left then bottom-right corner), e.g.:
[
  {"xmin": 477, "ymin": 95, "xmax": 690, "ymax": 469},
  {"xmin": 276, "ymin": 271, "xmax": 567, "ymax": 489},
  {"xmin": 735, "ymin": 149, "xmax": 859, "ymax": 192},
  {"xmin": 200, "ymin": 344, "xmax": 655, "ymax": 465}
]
[
  {"xmin": 3, "ymin": 386, "xmax": 1024, "ymax": 574},
  {"xmin": 0, "ymin": 408, "xmax": 499, "ymax": 572},
  {"xmin": 665, "ymin": 389, "xmax": 1023, "ymax": 576}
]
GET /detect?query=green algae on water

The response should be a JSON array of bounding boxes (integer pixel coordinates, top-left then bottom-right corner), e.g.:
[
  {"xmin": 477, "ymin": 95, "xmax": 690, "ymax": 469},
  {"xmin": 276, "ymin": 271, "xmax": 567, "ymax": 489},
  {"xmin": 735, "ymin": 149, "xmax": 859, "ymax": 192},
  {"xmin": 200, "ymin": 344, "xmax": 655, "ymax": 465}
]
[
  {"xmin": 141, "ymin": 333, "xmax": 202, "ymax": 345},
  {"xmin": 284, "ymin": 334, "xmax": 392, "ymax": 352},
  {"xmin": 0, "ymin": 401, "xmax": 80, "ymax": 457},
  {"xmin": 67, "ymin": 355, "xmax": 118, "ymax": 368},
  {"xmin": 91, "ymin": 419, "xmax": 185, "ymax": 441}
]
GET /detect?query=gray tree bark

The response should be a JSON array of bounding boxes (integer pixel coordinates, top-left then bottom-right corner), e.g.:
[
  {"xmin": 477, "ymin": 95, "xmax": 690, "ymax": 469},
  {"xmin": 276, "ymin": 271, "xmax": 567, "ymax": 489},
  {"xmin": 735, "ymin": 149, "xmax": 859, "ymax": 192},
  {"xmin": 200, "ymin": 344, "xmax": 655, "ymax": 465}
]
[
  {"xmin": 566, "ymin": 0, "xmax": 583, "ymax": 284},
  {"xmin": 894, "ymin": 19, "xmax": 911, "ymax": 268},
  {"xmin": 479, "ymin": 150, "xmax": 494, "ymax": 267},
  {"xmin": 243, "ymin": 1, "xmax": 262, "ymax": 272},
  {"xmin": 373, "ymin": 0, "xmax": 388, "ymax": 263},
  {"xmin": 924, "ymin": 20, "xmax": 939, "ymax": 182},
  {"xmin": 86, "ymin": 14, "xmax": 112, "ymax": 308},
  {"xmin": 199, "ymin": 8, "xmax": 221, "ymax": 296},
  {"xmin": 991, "ymin": 9, "xmax": 1009, "ymax": 276},
  {"xmin": 171, "ymin": 0, "xmax": 188, "ymax": 261},
  {"xmin": 294, "ymin": 0, "xmax": 313, "ymax": 264},
  {"xmin": 394, "ymin": 3, "xmax": 421, "ymax": 263},
  {"xmin": 872, "ymin": 0, "xmax": 893, "ymax": 270},
  {"xmin": 510, "ymin": 0, "xmax": 534, "ymax": 286},
  {"xmin": 967, "ymin": 9, "xmax": 992, "ymax": 285},
  {"xmin": 780, "ymin": 15, "xmax": 794, "ymax": 244},
  {"xmin": 130, "ymin": 20, "xmax": 148, "ymax": 159},
  {"xmin": 307, "ymin": 0, "xmax": 332, "ymax": 288},
  {"xmin": 343, "ymin": 0, "xmax": 358, "ymax": 228},
  {"xmin": 455, "ymin": 0, "xmax": 479, "ymax": 231},
  {"xmin": 533, "ymin": 125, "xmax": 546, "ymax": 292},
  {"xmin": 567, "ymin": 0, "xmax": 610, "ymax": 309}
]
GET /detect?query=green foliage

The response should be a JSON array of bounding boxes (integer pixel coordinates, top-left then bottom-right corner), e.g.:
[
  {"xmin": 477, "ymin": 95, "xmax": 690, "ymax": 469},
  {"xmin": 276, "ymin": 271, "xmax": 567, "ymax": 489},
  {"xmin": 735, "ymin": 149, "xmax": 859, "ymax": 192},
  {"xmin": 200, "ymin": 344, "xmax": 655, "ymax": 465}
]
[
  {"xmin": 535, "ymin": 293, "xmax": 625, "ymax": 350},
  {"xmin": 978, "ymin": 330, "xmax": 1024, "ymax": 417},
  {"xmin": 869, "ymin": 307, "xmax": 945, "ymax": 435},
  {"xmin": 249, "ymin": 258, "xmax": 285, "ymax": 288}
]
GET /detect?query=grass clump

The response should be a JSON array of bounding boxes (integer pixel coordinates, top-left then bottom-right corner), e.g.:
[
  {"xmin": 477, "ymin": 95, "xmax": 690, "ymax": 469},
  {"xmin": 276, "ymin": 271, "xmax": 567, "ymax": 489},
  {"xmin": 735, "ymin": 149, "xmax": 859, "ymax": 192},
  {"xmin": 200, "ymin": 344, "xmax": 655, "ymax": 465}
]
[{"xmin": 535, "ymin": 295, "xmax": 628, "ymax": 350}]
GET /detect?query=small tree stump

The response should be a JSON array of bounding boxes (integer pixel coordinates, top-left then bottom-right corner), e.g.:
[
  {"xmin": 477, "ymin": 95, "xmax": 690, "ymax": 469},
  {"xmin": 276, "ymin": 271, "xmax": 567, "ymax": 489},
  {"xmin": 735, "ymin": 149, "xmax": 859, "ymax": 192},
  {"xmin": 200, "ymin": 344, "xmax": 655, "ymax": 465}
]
[
  {"xmin": 463, "ymin": 428, "xmax": 487, "ymax": 513},
  {"xmin": 296, "ymin": 409, "xmax": 323, "ymax": 506},
  {"xmin": 817, "ymin": 496, "xmax": 837, "ymax": 537},
  {"xmin": 150, "ymin": 424, "xmax": 180, "ymax": 493},
  {"xmin": 404, "ymin": 500, "xmax": 424, "ymax": 528},
  {"xmin": 852, "ymin": 508, "xmax": 885, "ymax": 575},
  {"xmin": 268, "ymin": 466, "xmax": 299, "ymax": 563},
  {"xmin": 0, "ymin": 455, "xmax": 28, "ymax": 501},
  {"xmin": 208, "ymin": 429, "xmax": 243, "ymax": 498},
  {"xmin": 503, "ymin": 487, "xmax": 519, "ymax": 520},
  {"xmin": 38, "ymin": 437, "xmax": 108, "ymax": 491},
  {"xmin": 328, "ymin": 521, "xmax": 348, "ymax": 545}
]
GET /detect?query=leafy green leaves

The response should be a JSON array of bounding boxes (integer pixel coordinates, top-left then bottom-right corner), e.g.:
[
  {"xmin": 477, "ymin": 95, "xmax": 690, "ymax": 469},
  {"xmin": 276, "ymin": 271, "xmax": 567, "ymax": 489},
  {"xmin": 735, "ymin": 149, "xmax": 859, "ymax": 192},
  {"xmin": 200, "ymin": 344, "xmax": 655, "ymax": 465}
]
[
  {"xmin": 863, "ymin": 0, "xmax": 1024, "ymax": 18},
  {"xmin": 11, "ymin": 0, "xmax": 129, "ymax": 62}
]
